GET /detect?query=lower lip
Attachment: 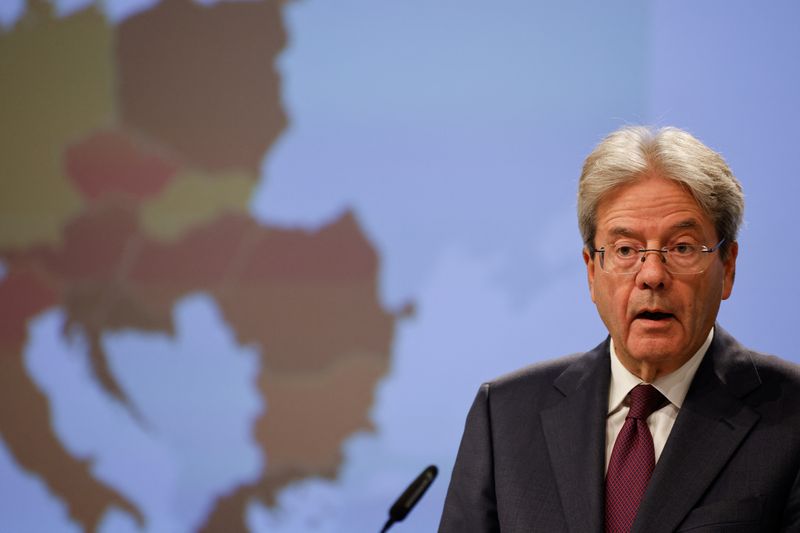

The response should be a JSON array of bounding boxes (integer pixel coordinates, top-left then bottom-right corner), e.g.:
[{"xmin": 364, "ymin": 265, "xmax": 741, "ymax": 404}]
[{"xmin": 634, "ymin": 316, "xmax": 675, "ymax": 328}]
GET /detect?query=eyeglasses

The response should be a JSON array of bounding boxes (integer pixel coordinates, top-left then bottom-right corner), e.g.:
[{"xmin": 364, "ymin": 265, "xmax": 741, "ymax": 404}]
[{"xmin": 590, "ymin": 238, "xmax": 726, "ymax": 275}]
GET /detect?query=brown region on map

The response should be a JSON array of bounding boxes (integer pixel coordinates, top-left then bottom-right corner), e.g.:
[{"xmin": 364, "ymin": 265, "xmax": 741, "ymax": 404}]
[
  {"xmin": 0, "ymin": 0, "xmax": 399, "ymax": 531},
  {"xmin": 116, "ymin": 0, "xmax": 287, "ymax": 174}
]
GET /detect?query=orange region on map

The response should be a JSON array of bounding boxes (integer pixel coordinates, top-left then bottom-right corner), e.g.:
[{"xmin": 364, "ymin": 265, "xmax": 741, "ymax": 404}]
[
  {"xmin": 0, "ymin": 0, "xmax": 113, "ymax": 248},
  {"xmin": 65, "ymin": 129, "xmax": 178, "ymax": 201},
  {"xmin": 259, "ymin": 353, "xmax": 388, "ymax": 472},
  {"xmin": 116, "ymin": 0, "xmax": 287, "ymax": 174}
]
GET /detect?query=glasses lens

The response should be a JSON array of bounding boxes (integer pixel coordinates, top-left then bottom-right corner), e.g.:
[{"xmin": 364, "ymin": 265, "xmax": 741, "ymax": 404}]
[{"xmin": 600, "ymin": 244, "xmax": 716, "ymax": 275}]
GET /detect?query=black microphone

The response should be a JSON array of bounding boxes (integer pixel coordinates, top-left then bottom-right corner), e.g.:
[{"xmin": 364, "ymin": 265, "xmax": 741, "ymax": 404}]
[{"xmin": 380, "ymin": 465, "xmax": 438, "ymax": 533}]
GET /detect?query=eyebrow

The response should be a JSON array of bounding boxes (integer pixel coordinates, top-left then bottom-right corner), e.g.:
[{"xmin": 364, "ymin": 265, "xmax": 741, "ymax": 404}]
[
  {"xmin": 672, "ymin": 219, "xmax": 700, "ymax": 230},
  {"xmin": 606, "ymin": 219, "xmax": 702, "ymax": 238},
  {"xmin": 608, "ymin": 227, "xmax": 638, "ymax": 238}
]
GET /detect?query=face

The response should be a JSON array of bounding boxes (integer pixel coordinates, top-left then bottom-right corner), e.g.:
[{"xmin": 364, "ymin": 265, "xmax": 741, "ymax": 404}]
[{"xmin": 582, "ymin": 174, "xmax": 738, "ymax": 380}]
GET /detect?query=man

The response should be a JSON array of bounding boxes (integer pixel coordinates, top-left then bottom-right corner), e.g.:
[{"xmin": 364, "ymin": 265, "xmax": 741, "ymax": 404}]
[{"xmin": 439, "ymin": 126, "xmax": 800, "ymax": 532}]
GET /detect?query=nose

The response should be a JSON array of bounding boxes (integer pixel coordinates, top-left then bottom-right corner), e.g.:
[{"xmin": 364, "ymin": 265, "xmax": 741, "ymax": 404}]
[{"xmin": 636, "ymin": 250, "xmax": 670, "ymax": 290}]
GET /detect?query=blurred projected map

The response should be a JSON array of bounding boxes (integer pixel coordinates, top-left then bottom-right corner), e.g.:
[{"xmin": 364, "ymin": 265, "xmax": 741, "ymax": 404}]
[{"xmin": 0, "ymin": 0, "xmax": 400, "ymax": 531}]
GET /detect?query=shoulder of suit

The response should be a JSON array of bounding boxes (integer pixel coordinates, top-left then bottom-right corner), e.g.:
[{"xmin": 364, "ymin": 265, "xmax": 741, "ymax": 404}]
[
  {"xmin": 746, "ymin": 350, "xmax": 800, "ymax": 397},
  {"xmin": 490, "ymin": 353, "xmax": 585, "ymax": 388},
  {"xmin": 748, "ymin": 350, "xmax": 800, "ymax": 377},
  {"xmin": 485, "ymin": 338, "xmax": 609, "ymax": 396},
  {"xmin": 706, "ymin": 328, "xmax": 800, "ymax": 415},
  {"xmin": 712, "ymin": 326, "xmax": 800, "ymax": 390}
]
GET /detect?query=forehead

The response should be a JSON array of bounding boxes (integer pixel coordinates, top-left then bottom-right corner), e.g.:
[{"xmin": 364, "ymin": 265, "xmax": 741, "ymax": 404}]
[{"xmin": 595, "ymin": 175, "xmax": 716, "ymax": 239}]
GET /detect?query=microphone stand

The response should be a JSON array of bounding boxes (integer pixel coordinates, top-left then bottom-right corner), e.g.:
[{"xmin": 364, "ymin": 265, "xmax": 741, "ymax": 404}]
[{"xmin": 379, "ymin": 465, "xmax": 438, "ymax": 532}]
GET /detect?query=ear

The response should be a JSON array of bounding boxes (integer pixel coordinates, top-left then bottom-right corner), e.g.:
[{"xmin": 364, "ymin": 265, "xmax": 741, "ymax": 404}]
[
  {"xmin": 721, "ymin": 241, "xmax": 738, "ymax": 300},
  {"xmin": 583, "ymin": 248, "xmax": 597, "ymax": 303}
]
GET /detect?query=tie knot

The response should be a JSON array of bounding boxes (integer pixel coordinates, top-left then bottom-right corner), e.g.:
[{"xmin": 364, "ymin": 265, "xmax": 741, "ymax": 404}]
[{"xmin": 627, "ymin": 384, "xmax": 668, "ymax": 420}]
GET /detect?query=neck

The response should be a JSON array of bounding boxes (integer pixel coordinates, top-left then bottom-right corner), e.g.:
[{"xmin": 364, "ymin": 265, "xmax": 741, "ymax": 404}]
[{"xmin": 632, "ymin": 362, "xmax": 660, "ymax": 383}]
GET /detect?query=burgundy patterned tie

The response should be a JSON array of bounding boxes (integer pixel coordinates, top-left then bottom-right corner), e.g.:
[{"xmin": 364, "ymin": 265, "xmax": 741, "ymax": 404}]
[{"xmin": 605, "ymin": 384, "xmax": 668, "ymax": 533}]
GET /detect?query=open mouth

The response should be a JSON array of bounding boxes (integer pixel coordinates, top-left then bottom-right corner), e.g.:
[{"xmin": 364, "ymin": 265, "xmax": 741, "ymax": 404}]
[{"xmin": 636, "ymin": 311, "xmax": 674, "ymax": 321}]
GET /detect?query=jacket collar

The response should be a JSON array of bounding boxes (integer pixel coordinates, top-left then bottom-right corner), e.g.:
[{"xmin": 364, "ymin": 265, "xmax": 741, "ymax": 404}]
[
  {"xmin": 633, "ymin": 325, "xmax": 761, "ymax": 532},
  {"xmin": 541, "ymin": 338, "xmax": 610, "ymax": 533}
]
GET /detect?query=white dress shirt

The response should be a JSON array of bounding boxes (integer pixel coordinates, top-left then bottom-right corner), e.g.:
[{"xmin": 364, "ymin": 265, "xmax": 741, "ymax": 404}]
[{"xmin": 605, "ymin": 328, "xmax": 714, "ymax": 471}]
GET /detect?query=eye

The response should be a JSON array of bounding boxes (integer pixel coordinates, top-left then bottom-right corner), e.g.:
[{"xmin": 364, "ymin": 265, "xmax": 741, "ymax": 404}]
[
  {"xmin": 671, "ymin": 243, "xmax": 697, "ymax": 255},
  {"xmin": 615, "ymin": 244, "xmax": 638, "ymax": 258}
]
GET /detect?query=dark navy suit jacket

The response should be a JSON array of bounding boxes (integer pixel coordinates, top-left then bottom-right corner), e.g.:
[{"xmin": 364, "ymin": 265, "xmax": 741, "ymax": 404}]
[{"xmin": 439, "ymin": 326, "xmax": 800, "ymax": 532}]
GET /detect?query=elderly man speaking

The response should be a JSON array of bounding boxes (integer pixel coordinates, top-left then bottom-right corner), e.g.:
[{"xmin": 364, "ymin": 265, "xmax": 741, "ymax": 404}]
[{"xmin": 439, "ymin": 126, "xmax": 800, "ymax": 533}]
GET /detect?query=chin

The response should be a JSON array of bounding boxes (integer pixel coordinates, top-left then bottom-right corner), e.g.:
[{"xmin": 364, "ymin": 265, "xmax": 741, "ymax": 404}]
[{"xmin": 627, "ymin": 340, "xmax": 686, "ymax": 365}]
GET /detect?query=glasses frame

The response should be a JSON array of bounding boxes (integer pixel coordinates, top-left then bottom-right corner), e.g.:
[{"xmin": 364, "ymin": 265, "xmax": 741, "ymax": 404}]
[{"xmin": 590, "ymin": 238, "xmax": 726, "ymax": 275}]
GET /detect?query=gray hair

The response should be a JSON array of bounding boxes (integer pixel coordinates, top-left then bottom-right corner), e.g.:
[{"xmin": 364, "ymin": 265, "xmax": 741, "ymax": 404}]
[{"xmin": 577, "ymin": 126, "xmax": 744, "ymax": 258}]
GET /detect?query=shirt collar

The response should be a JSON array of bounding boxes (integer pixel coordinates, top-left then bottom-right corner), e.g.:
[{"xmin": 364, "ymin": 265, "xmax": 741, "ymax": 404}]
[{"xmin": 607, "ymin": 327, "xmax": 713, "ymax": 414}]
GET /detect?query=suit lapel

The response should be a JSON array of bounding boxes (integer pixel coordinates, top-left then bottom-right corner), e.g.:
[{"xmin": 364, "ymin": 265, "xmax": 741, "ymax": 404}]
[
  {"xmin": 633, "ymin": 327, "xmax": 762, "ymax": 533},
  {"xmin": 541, "ymin": 342, "xmax": 610, "ymax": 533}
]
